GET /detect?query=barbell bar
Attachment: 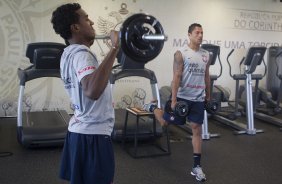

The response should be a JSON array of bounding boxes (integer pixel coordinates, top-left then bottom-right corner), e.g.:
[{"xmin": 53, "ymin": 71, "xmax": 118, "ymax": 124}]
[{"xmin": 95, "ymin": 34, "xmax": 168, "ymax": 41}]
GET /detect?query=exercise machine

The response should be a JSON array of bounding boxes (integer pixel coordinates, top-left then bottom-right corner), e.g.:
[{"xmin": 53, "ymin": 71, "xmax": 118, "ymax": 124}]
[
  {"xmin": 198, "ymin": 44, "xmax": 221, "ymax": 139},
  {"xmin": 212, "ymin": 47, "xmax": 266, "ymax": 135},
  {"xmin": 17, "ymin": 42, "xmax": 70, "ymax": 148},
  {"xmin": 110, "ymin": 56, "xmax": 163, "ymax": 141},
  {"xmin": 239, "ymin": 47, "xmax": 282, "ymax": 130},
  {"xmin": 108, "ymin": 13, "xmax": 167, "ymax": 141},
  {"xmin": 267, "ymin": 47, "xmax": 282, "ymax": 103},
  {"xmin": 213, "ymin": 49, "xmax": 245, "ymax": 121},
  {"xmin": 249, "ymin": 48, "xmax": 282, "ymax": 130}
]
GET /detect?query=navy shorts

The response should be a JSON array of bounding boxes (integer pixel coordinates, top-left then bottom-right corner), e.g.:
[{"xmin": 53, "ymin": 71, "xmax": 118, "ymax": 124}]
[
  {"xmin": 59, "ymin": 131, "xmax": 115, "ymax": 184},
  {"xmin": 178, "ymin": 98, "xmax": 205, "ymax": 124}
]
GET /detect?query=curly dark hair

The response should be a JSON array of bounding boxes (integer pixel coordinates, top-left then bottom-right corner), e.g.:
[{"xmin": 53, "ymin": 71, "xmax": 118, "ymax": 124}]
[
  {"xmin": 188, "ymin": 23, "xmax": 202, "ymax": 34},
  {"xmin": 51, "ymin": 3, "xmax": 81, "ymax": 40}
]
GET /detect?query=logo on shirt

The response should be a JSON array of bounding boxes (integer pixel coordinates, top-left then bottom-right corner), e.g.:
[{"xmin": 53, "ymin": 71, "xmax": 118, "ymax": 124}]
[
  {"xmin": 202, "ymin": 55, "xmax": 208, "ymax": 63},
  {"xmin": 78, "ymin": 66, "xmax": 96, "ymax": 75},
  {"xmin": 188, "ymin": 63, "xmax": 205, "ymax": 74},
  {"xmin": 62, "ymin": 77, "xmax": 72, "ymax": 84},
  {"xmin": 62, "ymin": 77, "xmax": 75, "ymax": 89},
  {"xmin": 72, "ymin": 104, "xmax": 80, "ymax": 110},
  {"xmin": 186, "ymin": 84, "xmax": 205, "ymax": 89}
]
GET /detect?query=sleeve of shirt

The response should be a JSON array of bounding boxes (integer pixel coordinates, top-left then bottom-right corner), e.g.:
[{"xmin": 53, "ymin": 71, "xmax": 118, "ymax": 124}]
[{"xmin": 72, "ymin": 50, "xmax": 98, "ymax": 82}]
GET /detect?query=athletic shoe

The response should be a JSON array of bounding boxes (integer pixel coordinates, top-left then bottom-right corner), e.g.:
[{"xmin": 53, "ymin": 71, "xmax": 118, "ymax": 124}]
[
  {"xmin": 142, "ymin": 102, "xmax": 157, "ymax": 112},
  {"xmin": 191, "ymin": 166, "xmax": 206, "ymax": 182}
]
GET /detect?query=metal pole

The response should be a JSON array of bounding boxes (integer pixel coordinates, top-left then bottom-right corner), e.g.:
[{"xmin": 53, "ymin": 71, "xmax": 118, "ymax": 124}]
[
  {"xmin": 202, "ymin": 110, "xmax": 210, "ymax": 140},
  {"xmin": 245, "ymin": 66, "xmax": 256, "ymax": 134},
  {"xmin": 142, "ymin": 34, "xmax": 168, "ymax": 41},
  {"xmin": 95, "ymin": 34, "xmax": 168, "ymax": 41}
]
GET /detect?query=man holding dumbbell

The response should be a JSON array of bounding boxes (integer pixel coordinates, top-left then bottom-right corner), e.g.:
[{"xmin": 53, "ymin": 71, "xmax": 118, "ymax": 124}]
[
  {"xmin": 51, "ymin": 3, "xmax": 119, "ymax": 184},
  {"xmin": 143, "ymin": 23, "xmax": 210, "ymax": 182}
]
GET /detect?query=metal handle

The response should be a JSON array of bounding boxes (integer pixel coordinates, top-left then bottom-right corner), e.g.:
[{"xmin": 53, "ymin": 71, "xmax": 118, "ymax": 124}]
[{"xmin": 142, "ymin": 34, "xmax": 168, "ymax": 41}]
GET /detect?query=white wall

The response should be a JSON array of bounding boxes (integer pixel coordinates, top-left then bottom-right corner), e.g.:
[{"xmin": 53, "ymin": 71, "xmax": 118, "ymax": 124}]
[{"xmin": 1, "ymin": 0, "xmax": 282, "ymax": 116}]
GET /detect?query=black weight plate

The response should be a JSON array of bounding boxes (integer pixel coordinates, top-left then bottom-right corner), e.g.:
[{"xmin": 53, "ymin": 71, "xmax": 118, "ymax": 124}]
[{"xmin": 120, "ymin": 13, "xmax": 165, "ymax": 63}]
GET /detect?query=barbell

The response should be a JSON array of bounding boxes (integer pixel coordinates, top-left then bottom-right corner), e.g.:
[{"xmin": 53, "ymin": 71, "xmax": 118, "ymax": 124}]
[{"xmin": 95, "ymin": 13, "xmax": 167, "ymax": 63}]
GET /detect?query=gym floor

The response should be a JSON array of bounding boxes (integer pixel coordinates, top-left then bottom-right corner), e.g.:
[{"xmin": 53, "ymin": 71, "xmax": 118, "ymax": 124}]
[{"xmin": 0, "ymin": 116, "xmax": 282, "ymax": 184}]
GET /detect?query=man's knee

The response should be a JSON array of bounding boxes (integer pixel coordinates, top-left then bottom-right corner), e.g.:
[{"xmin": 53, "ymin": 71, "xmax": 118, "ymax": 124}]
[
  {"xmin": 191, "ymin": 123, "xmax": 202, "ymax": 134},
  {"xmin": 191, "ymin": 122, "xmax": 201, "ymax": 129}
]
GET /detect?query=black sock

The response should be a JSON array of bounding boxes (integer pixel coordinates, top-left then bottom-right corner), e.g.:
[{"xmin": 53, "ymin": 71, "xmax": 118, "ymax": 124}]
[{"xmin": 193, "ymin": 153, "xmax": 201, "ymax": 167}]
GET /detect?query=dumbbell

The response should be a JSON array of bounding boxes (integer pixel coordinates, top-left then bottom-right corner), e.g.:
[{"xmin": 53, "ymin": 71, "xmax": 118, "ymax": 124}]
[
  {"xmin": 164, "ymin": 100, "xmax": 189, "ymax": 117},
  {"xmin": 162, "ymin": 100, "xmax": 188, "ymax": 125},
  {"xmin": 205, "ymin": 100, "xmax": 219, "ymax": 114}
]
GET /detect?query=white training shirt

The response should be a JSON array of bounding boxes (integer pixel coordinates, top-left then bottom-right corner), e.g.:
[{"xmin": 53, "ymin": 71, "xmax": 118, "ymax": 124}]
[
  {"xmin": 177, "ymin": 46, "xmax": 209, "ymax": 102},
  {"xmin": 60, "ymin": 44, "xmax": 114, "ymax": 136}
]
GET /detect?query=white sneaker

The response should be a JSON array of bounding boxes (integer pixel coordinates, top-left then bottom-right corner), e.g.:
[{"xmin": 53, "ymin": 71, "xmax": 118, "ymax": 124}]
[
  {"xmin": 191, "ymin": 166, "xmax": 206, "ymax": 182},
  {"xmin": 142, "ymin": 102, "xmax": 157, "ymax": 112}
]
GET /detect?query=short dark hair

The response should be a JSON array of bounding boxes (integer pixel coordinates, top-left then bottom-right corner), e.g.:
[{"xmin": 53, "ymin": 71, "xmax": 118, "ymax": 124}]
[
  {"xmin": 51, "ymin": 3, "xmax": 81, "ymax": 40},
  {"xmin": 188, "ymin": 23, "xmax": 202, "ymax": 34}
]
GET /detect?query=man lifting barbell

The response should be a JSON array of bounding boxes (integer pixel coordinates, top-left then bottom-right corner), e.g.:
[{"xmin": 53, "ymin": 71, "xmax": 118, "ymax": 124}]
[
  {"xmin": 142, "ymin": 23, "xmax": 210, "ymax": 182},
  {"xmin": 51, "ymin": 3, "xmax": 119, "ymax": 184},
  {"xmin": 51, "ymin": 3, "xmax": 168, "ymax": 184}
]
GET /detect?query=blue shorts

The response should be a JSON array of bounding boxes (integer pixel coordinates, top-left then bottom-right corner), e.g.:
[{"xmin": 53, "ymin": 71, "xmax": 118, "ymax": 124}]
[
  {"xmin": 59, "ymin": 131, "xmax": 115, "ymax": 184},
  {"xmin": 178, "ymin": 98, "xmax": 205, "ymax": 125}
]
